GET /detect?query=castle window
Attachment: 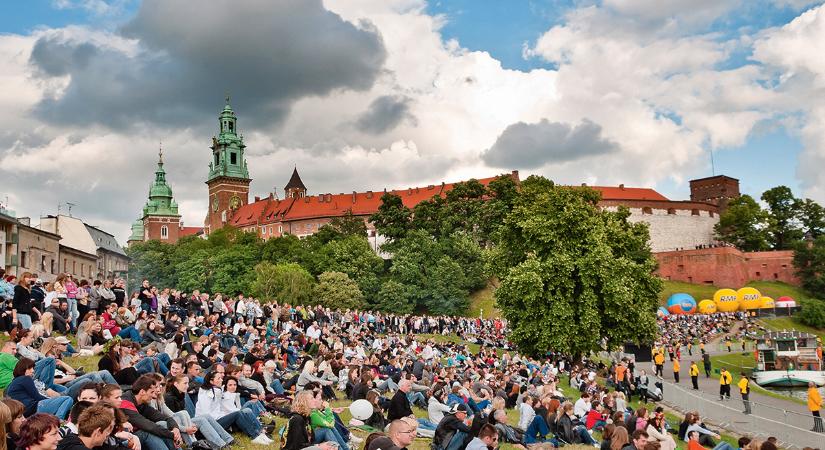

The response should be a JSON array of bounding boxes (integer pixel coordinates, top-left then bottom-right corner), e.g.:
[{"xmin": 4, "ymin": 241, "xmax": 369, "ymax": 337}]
[
  {"xmin": 642, "ymin": 207, "xmax": 653, "ymax": 215},
  {"xmin": 667, "ymin": 208, "xmax": 676, "ymax": 215},
  {"xmin": 221, "ymin": 211, "xmax": 227, "ymax": 223},
  {"xmin": 214, "ymin": 153, "xmax": 219, "ymax": 166},
  {"xmin": 231, "ymin": 152, "xmax": 237, "ymax": 165},
  {"xmin": 691, "ymin": 209, "xmax": 700, "ymax": 216},
  {"xmin": 278, "ymin": 225, "xmax": 283, "ymax": 234},
  {"xmin": 161, "ymin": 226, "xmax": 169, "ymax": 239},
  {"xmin": 709, "ymin": 211, "xmax": 714, "ymax": 217},
  {"xmin": 228, "ymin": 122, "xmax": 234, "ymax": 133}
]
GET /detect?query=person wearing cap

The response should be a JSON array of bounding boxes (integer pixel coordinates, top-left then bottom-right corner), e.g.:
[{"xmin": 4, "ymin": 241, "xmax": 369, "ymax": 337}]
[{"xmin": 432, "ymin": 404, "xmax": 472, "ymax": 450}]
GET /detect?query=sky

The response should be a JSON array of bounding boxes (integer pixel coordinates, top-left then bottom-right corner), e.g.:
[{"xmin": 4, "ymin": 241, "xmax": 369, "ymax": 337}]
[{"xmin": 1, "ymin": 0, "xmax": 824, "ymax": 243}]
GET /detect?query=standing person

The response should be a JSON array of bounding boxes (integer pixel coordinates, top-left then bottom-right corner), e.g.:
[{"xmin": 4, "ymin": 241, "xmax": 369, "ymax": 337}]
[
  {"xmin": 111, "ymin": 279, "xmax": 126, "ymax": 309},
  {"xmin": 808, "ymin": 381, "xmax": 823, "ymax": 432},
  {"xmin": 690, "ymin": 362, "xmax": 699, "ymax": 390},
  {"xmin": 653, "ymin": 352, "xmax": 664, "ymax": 378},
  {"xmin": 738, "ymin": 376, "xmax": 751, "ymax": 415},
  {"xmin": 13, "ymin": 273, "xmax": 39, "ymax": 329},
  {"xmin": 702, "ymin": 353, "xmax": 712, "ymax": 378},
  {"xmin": 63, "ymin": 275, "xmax": 78, "ymax": 332},
  {"xmin": 672, "ymin": 359, "xmax": 680, "ymax": 383},
  {"xmin": 719, "ymin": 369, "xmax": 732, "ymax": 401}
]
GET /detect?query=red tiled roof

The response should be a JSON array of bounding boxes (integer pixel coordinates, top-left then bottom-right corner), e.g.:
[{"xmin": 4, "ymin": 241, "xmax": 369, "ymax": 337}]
[
  {"xmin": 179, "ymin": 227, "xmax": 203, "ymax": 237},
  {"xmin": 283, "ymin": 175, "xmax": 504, "ymax": 221},
  {"xmin": 591, "ymin": 186, "xmax": 669, "ymax": 201},
  {"xmin": 229, "ymin": 197, "xmax": 297, "ymax": 227}
]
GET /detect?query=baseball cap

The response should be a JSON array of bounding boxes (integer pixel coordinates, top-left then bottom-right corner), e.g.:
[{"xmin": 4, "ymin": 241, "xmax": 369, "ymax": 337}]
[{"xmin": 447, "ymin": 404, "xmax": 468, "ymax": 414}]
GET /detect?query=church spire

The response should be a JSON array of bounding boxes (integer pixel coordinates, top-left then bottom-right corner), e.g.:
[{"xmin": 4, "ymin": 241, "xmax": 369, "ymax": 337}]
[{"xmin": 285, "ymin": 166, "xmax": 307, "ymax": 198}]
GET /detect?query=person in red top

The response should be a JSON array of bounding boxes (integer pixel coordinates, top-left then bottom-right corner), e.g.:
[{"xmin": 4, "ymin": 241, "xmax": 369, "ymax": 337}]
[{"xmin": 585, "ymin": 400, "xmax": 606, "ymax": 430}]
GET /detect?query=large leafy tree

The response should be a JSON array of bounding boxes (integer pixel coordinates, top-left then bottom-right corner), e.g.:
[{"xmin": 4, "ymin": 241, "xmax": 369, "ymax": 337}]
[
  {"xmin": 313, "ymin": 272, "xmax": 364, "ymax": 310},
  {"xmin": 250, "ymin": 262, "xmax": 314, "ymax": 304},
  {"xmin": 715, "ymin": 195, "xmax": 770, "ymax": 251},
  {"xmin": 315, "ymin": 236, "xmax": 384, "ymax": 303},
  {"xmin": 793, "ymin": 235, "xmax": 825, "ymax": 295},
  {"xmin": 493, "ymin": 176, "xmax": 662, "ymax": 359},
  {"xmin": 369, "ymin": 193, "xmax": 412, "ymax": 245},
  {"xmin": 374, "ymin": 280, "xmax": 414, "ymax": 314},
  {"xmin": 799, "ymin": 198, "xmax": 825, "ymax": 239},
  {"xmin": 762, "ymin": 186, "xmax": 803, "ymax": 250}
]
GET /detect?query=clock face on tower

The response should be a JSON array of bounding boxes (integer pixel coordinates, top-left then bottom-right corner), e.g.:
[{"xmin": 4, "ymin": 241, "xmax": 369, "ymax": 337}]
[
  {"xmin": 212, "ymin": 195, "xmax": 219, "ymax": 212},
  {"xmin": 230, "ymin": 195, "xmax": 241, "ymax": 210}
]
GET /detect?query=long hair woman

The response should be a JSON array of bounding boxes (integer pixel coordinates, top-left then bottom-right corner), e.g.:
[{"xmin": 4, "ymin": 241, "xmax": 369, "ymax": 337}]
[
  {"xmin": 1, "ymin": 399, "xmax": 25, "ymax": 450},
  {"xmin": 195, "ymin": 370, "xmax": 271, "ymax": 445}
]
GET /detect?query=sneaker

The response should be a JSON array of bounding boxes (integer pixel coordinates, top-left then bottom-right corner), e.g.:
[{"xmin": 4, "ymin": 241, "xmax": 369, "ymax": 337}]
[
  {"xmin": 251, "ymin": 434, "xmax": 272, "ymax": 445},
  {"xmin": 350, "ymin": 435, "xmax": 364, "ymax": 444}
]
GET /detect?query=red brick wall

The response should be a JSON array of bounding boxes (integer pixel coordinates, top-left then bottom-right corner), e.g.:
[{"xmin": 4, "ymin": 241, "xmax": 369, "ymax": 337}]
[
  {"xmin": 206, "ymin": 178, "xmax": 250, "ymax": 234},
  {"xmin": 655, "ymin": 247, "xmax": 799, "ymax": 287},
  {"xmin": 145, "ymin": 217, "xmax": 181, "ymax": 244}
]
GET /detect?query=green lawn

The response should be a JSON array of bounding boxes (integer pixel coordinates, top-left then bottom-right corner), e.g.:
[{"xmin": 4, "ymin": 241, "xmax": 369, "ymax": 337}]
[{"xmin": 468, "ymin": 283, "xmax": 499, "ymax": 319}]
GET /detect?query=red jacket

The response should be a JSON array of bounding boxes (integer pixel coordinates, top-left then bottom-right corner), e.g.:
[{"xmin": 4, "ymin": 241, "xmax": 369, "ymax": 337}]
[{"xmin": 585, "ymin": 409, "xmax": 604, "ymax": 429}]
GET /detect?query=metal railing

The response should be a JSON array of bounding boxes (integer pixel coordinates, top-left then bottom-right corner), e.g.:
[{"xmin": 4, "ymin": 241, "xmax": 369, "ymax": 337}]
[{"xmin": 660, "ymin": 381, "xmax": 823, "ymax": 449}]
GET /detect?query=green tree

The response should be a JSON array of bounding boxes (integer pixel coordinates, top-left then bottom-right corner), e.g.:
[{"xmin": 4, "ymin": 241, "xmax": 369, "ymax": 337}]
[
  {"xmin": 797, "ymin": 299, "xmax": 825, "ymax": 328},
  {"xmin": 793, "ymin": 235, "xmax": 825, "ymax": 295},
  {"xmin": 370, "ymin": 193, "xmax": 412, "ymax": 245},
  {"xmin": 493, "ymin": 176, "xmax": 662, "ymax": 359},
  {"xmin": 714, "ymin": 195, "xmax": 770, "ymax": 251},
  {"xmin": 328, "ymin": 210, "xmax": 368, "ymax": 237},
  {"xmin": 261, "ymin": 234, "xmax": 305, "ymax": 264},
  {"xmin": 316, "ymin": 236, "xmax": 384, "ymax": 303},
  {"xmin": 313, "ymin": 271, "xmax": 364, "ymax": 310},
  {"xmin": 799, "ymin": 198, "xmax": 825, "ymax": 239},
  {"xmin": 175, "ymin": 249, "xmax": 212, "ymax": 293},
  {"xmin": 126, "ymin": 240, "xmax": 177, "ymax": 291},
  {"xmin": 762, "ymin": 186, "xmax": 803, "ymax": 250},
  {"xmin": 252, "ymin": 262, "xmax": 314, "ymax": 304},
  {"xmin": 374, "ymin": 280, "xmax": 414, "ymax": 314}
]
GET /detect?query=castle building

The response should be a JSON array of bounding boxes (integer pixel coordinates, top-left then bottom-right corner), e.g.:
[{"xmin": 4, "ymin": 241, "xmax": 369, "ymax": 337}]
[{"xmin": 129, "ymin": 101, "xmax": 741, "ymax": 254}]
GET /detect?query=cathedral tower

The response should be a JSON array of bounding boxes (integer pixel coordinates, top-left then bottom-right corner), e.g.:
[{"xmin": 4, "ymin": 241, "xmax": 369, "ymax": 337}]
[
  {"xmin": 205, "ymin": 97, "xmax": 252, "ymax": 234},
  {"xmin": 137, "ymin": 145, "xmax": 182, "ymax": 244},
  {"xmin": 284, "ymin": 166, "xmax": 307, "ymax": 199}
]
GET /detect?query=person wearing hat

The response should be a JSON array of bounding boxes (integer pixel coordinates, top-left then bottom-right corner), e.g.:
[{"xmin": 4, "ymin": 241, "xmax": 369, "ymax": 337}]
[{"xmin": 432, "ymin": 404, "xmax": 472, "ymax": 450}]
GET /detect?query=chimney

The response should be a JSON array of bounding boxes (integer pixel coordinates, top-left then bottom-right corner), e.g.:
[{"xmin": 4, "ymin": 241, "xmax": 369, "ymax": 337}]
[
  {"xmin": 366, "ymin": 190, "xmax": 373, "ymax": 199},
  {"xmin": 619, "ymin": 184, "xmax": 625, "ymax": 190},
  {"xmin": 408, "ymin": 188, "xmax": 412, "ymax": 195},
  {"xmin": 254, "ymin": 196, "xmax": 260, "ymax": 202},
  {"xmin": 581, "ymin": 183, "xmax": 587, "ymax": 187},
  {"xmin": 269, "ymin": 193, "xmax": 273, "ymax": 200},
  {"xmin": 352, "ymin": 191, "xmax": 357, "ymax": 203},
  {"xmin": 18, "ymin": 217, "xmax": 31, "ymax": 226},
  {"xmin": 511, "ymin": 170, "xmax": 520, "ymax": 181},
  {"xmin": 428, "ymin": 185, "xmax": 434, "ymax": 190}
]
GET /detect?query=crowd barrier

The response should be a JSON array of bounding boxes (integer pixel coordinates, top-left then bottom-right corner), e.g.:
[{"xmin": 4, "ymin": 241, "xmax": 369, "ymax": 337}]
[{"xmin": 660, "ymin": 380, "xmax": 823, "ymax": 449}]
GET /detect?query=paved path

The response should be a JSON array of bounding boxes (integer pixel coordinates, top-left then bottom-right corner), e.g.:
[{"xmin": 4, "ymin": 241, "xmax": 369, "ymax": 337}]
[{"xmin": 653, "ymin": 358, "xmax": 824, "ymax": 449}]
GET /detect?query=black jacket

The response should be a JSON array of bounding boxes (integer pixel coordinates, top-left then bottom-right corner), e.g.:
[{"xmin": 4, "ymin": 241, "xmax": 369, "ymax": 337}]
[
  {"xmin": 351, "ymin": 382, "xmax": 370, "ymax": 401},
  {"xmin": 433, "ymin": 415, "xmax": 472, "ymax": 450},
  {"xmin": 282, "ymin": 413, "xmax": 313, "ymax": 450},
  {"xmin": 13, "ymin": 285, "xmax": 33, "ymax": 315},
  {"xmin": 387, "ymin": 390, "xmax": 413, "ymax": 422},
  {"xmin": 164, "ymin": 385, "xmax": 187, "ymax": 413},
  {"xmin": 57, "ymin": 433, "xmax": 91, "ymax": 450},
  {"xmin": 120, "ymin": 390, "xmax": 179, "ymax": 439}
]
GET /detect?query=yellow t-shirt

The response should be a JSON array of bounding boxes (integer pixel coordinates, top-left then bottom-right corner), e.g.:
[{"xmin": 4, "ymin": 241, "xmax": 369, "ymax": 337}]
[
  {"xmin": 689, "ymin": 364, "xmax": 699, "ymax": 376},
  {"xmin": 720, "ymin": 371, "xmax": 732, "ymax": 385},
  {"xmin": 738, "ymin": 377, "xmax": 749, "ymax": 394},
  {"xmin": 673, "ymin": 360, "xmax": 680, "ymax": 372}
]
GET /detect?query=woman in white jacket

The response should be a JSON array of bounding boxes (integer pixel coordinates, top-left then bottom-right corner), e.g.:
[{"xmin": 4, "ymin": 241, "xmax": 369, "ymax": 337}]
[
  {"xmin": 646, "ymin": 413, "xmax": 676, "ymax": 450},
  {"xmin": 195, "ymin": 371, "xmax": 271, "ymax": 445}
]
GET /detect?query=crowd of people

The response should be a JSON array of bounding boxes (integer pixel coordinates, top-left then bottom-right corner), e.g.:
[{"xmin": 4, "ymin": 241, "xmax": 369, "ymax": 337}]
[{"xmin": 0, "ymin": 268, "xmax": 821, "ymax": 450}]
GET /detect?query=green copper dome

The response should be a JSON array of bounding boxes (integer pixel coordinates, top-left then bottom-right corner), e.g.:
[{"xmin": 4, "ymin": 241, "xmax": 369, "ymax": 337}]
[
  {"xmin": 128, "ymin": 219, "xmax": 145, "ymax": 242},
  {"xmin": 208, "ymin": 96, "xmax": 250, "ymax": 182},
  {"xmin": 142, "ymin": 147, "xmax": 180, "ymax": 217}
]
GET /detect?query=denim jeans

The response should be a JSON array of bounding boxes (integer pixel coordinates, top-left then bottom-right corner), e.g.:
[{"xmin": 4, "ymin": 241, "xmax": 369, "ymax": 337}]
[
  {"xmin": 314, "ymin": 427, "xmax": 349, "ymax": 450},
  {"xmin": 575, "ymin": 425, "xmax": 597, "ymax": 445},
  {"xmin": 417, "ymin": 419, "xmax": 437, "ymax": 431},
  {"xmin": 192, "ymin": 415, "xmax": 233, "ymax": 447},
  {"xmin": 67, "ymin": 298, "xmax": 78, "ymax": 329},
  {"xmin": 242, "ymin": 400, "xmax": 265, "ymax": 416},
  {"xmin": 36, "ymin": 396, "xmax": 73, "ymax": 419},
  {"xmin": 18, "ymin": 314, "xmax": 32, "ymax": 329},
  {"xmin": 185, "ymin": 394, "xmax": 196, "ymax": 418},
  {"xmin": 34, "ymin": 357, "xmax": 56, "ymax": 388},
  {"xmin": 524, "ymin": 416, "xmax": 551, "ymax": 444},
  {"xmin": 407, "ymin": 391, "xmax": 426, "ymax": 408},
  {"xmin": 376, "ymin": 378, "xmax": 399, "ymax": 393},
  {"xmin": 135, "ymin": 430, "xmax": 174, "ymax": 450},
  {"xmin": 118, "ymin": 326, "xmax": 143, "ymax": 343},
  {"xmin": 134, "ymin": 356, "xmax": 169, "ymax": 375},
  {"xmin": 270, "ymin": 378, "xmax": 286, "ymax": 395},
  {"xmin": 445, "ymin": 430, "xmax": 467, "ymax": 450},
  {"xmin": 217, "ymin": 408, "xmax": 261, "ymax": 438},
  {"xmin": 66, "ymin": 370, "xmax": 118, "ymax": 398}
]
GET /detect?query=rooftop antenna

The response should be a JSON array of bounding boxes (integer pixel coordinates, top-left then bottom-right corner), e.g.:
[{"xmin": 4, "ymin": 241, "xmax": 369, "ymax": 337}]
[
  {"xmin": 159, "ymin": 140, "xmax": 163, "ymax": 163},
  {"xmin": 66, "ymin": 202, "xmax": 76, "ymax": 217},
  {"xmin": 709, "ymin": 147, "xmax": 716, "ymax": 176}
]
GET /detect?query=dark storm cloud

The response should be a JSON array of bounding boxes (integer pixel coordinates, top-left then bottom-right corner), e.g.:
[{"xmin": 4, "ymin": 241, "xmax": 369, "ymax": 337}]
[
  {"xmin": 481, "ymin": 118, "xmax": 618, "ymax": 169},
  {"xmin": 355, "ymin": 95, "xmax": 416, "ymax": 134},
  {"xmin": 29, "ymin": 0, "xmax": 386, "ymax": 130}
]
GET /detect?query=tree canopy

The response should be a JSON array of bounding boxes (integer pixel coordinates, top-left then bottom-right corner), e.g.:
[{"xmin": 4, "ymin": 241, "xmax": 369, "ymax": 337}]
[{"xmin": 491, "ymin": 176, "xmax": 662, "ymax": 358}]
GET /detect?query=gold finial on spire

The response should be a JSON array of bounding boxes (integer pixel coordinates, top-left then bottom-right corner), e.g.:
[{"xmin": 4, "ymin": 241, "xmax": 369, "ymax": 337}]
[{"xmin": 158, "ymin": 140, "xmax": 163, "ymax": 163}]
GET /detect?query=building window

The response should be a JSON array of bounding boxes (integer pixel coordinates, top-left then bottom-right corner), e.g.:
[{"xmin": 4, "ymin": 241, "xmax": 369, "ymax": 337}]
[
  {"xmin": 691, "ymin": 209, "xmax": 700, "ymax": 216},
  {"xmin": 50, "ymin": 259, "xmax": 56, "ymax": 274},
  {"xmin": 63, "ymin": 258, "xmax": 68, "ymax": 272},
  {"xmin": 81, "ymin": 264, "xmax": 84, "ymax": 277},
  {"xmin": 230, "ymin": 152, "xmax": 237, "ymax": 165},
  {"xmin": 161, "ymin": 226, "xmax": 169, "ymax": 239},
  {"xmin": 278, "ymin": 225, "xmax": 283, "ymax": 234},
  {"xmin": 72, "ymin": 261, "xmax": 76, "ymax": 274},
  {"xmin": 667, "ymin": 208, "xmax": 676, "ymax": 215},
  {"xmin": 221, "ymin": 211, "xmax": 227, "ymax": 223},
  {"xmin": 642, "ymin": 207, "xmax": 653, "ymax": 215},
  {"xmin": 20, "ymin": 251, "xmax": 27, "ymax": 268},
  {"xmin": 214, "ymin": 153, "xmax": 219, "ymax": 166},
  {"xmin": 709, "ymin": 211, "xmax": 714, "ymax": 217},
  {"xmin": 41, "ymin": 255, "xmax": 46, "ymax": 272}
]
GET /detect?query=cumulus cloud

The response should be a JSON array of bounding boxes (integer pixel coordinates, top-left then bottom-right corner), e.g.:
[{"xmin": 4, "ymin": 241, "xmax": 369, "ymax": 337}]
[
  {"xmin": 29, "ymin": 0, "xmax": 386, "ymax": 130},
  {"xmin": 481, "ymin": 119, "xmax": 618, "ymax": 169}
]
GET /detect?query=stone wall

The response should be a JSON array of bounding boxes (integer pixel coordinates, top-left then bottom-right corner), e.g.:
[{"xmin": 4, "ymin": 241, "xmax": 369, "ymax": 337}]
[
  {"xmin": 655, "ymin": 247, "xmax": 798, "ymax": 287},
  {"xmin": 602, "ymin": 203, "xmax": 719, "ymax": 252}
]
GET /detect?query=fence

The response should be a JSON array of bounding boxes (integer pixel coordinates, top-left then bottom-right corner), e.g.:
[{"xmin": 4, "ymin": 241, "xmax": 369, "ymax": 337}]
[{"xmin": 661, "ymin": 381, "xmax": 824, "ymax": 449}]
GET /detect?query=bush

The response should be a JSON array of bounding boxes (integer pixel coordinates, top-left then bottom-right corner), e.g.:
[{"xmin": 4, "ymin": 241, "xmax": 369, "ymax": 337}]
[{"xmin": 797, "ymin": 299, "xmax": 825, "ymax": 328}]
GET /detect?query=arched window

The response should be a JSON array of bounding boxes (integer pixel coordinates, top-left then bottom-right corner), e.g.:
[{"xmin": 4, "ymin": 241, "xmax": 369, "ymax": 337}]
[
  {"xmin": 161, "ymin": 225, "xmax": 169, "ymax": 239},
  {"xmin": 221, "ymin": 210, "xmax": 228, "ymax": 223}
]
